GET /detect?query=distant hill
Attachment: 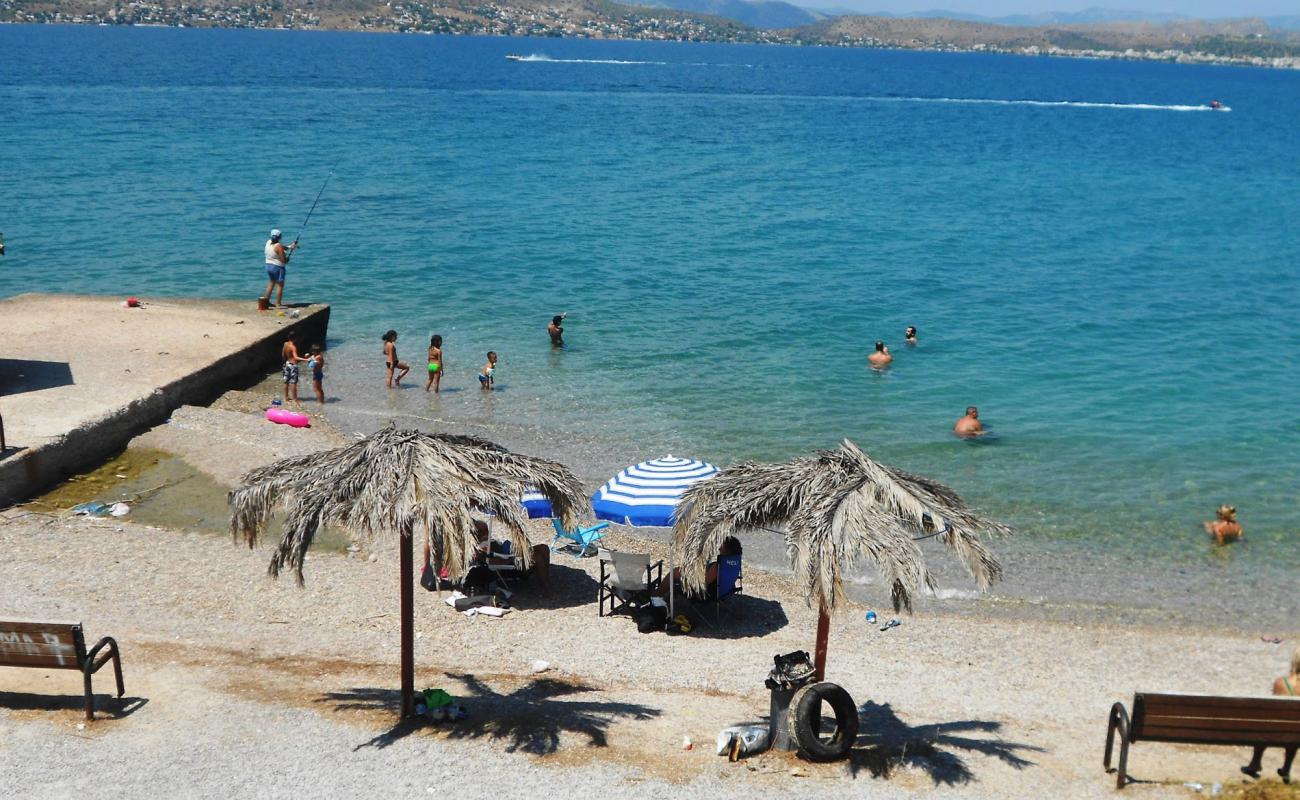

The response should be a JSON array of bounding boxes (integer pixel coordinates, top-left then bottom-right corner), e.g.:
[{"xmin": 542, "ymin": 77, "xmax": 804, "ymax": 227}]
[{"xmin": 637, "ymin": 0, "xmax": 825, "ymax": 28}]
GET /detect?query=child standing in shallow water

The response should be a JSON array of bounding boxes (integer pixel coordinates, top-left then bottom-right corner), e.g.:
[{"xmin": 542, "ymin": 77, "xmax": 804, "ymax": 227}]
[
  {"xmin": 382, "ymin": 330, "xmax": 409, "ymax": 388},
  {"xmin": 309, "ymin": 344, "xmax": 325, "ymax": 405},
  {"xmin": 479, "ymin": 351, "xmax": 497, "ymax": 390},
  {"xmin": 425, "ymin": 335, "xmax": 444, "ymax": 394}
]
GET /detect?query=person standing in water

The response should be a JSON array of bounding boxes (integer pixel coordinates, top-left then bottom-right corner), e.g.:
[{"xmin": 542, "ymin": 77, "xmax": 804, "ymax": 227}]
[
  {"xmin": 382, "ymin": 330, "xmax": 410, "ymax": 388},
  {"xmin": 479, "ymin": 351, "xmax": 498, "ymax": 390},
  {"xmin": 281, "ymin": 336, "xmax": 307, "ymax": 403},
  {"xmin": 954, "ymin": 406, "xmax": 985, "ymax": 437},
  {"xmin": 425, "ymin": 335, "xmax": 444, "ymax": 394},
  {"xmin": 308, "ymin": 343, "xmax": 326, "ymax": 405},
  {"xmin": 548, "ymin": 313, "xmax": 567, "ymax": 347},
  {"xmin": 261, "ymin": 229, "xmax": 297, "ymax": 309},
  {"xmin": 905, "ymin": 326, "xmax": 918, "ymax": 345},
  {"xmin": 868, "ymin": 340, "xmax": 892, "ymax": 369},
  {"xmin": 1203, "ymin": 504, "xmax": 1243, "ymax": 545}
]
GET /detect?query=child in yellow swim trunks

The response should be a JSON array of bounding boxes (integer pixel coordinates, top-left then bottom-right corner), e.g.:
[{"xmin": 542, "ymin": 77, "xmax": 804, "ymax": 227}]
[{"xmin": 425, "ymin": 335, "xmax": 443, "ymax": 394}]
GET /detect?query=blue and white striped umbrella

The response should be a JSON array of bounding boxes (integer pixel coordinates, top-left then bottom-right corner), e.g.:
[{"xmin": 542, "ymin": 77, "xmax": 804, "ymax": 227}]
[
  {"xmin": 591, "ymin": 456, "xmax": 718, "ymax": 527},
  {"xmin": 520, "ymin": 488, "xmax": 554, "ymax": 519}
]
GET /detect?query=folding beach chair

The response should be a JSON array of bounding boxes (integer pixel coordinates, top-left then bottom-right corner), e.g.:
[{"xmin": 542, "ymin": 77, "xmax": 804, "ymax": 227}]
[
  {"xmin": 597, "ymin": 549, "xmax": 664, "ymax": 618},
  {"xmin": 696, "ymin": 554, "xmax": 743, "ymax": 627},
  {"xmin": 550, "ymin": 518, "xmax": 609, "ymax": 557}
]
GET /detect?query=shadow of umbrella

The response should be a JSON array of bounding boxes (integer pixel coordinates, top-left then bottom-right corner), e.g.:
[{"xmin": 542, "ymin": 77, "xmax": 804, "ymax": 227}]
[
  {"xmin": 847, "ymin": 700, "xmax": 1043, "ymax": 785},
  {"xmin": 325, "ymin": 672, "xmax": 661, "ymax": 754}
]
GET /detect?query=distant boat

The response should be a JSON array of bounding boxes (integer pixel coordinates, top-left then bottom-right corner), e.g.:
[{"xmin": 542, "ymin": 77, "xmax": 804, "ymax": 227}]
[
  {"xmin": 505, "ymin": 54, "xmax": 524, "ymax": 62},
  {"xmin": 1209, "ymin": 100, "xmax": 1223, "ymax": 110}
]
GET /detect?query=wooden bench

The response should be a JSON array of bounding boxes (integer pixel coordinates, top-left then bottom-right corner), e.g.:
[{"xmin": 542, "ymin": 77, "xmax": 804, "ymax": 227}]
[
  {"xmin": 0, "ymin": 618, "xmax": 124, "ymax": 720},
  {"xmin": 1105, "ymin": 692, "xmax": 1300, "ymax": 788}
]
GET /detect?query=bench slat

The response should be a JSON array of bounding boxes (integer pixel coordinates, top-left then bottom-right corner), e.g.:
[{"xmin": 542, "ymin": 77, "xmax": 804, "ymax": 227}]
[
  {"xmin": 1140, "ymin": 694, "xmax": 1300, "ymax": 718},
  {"xmin": 1145, "ymin": 715, "xmax": 1300, "ymax": 733},
  {"xmin": 0, "ymin": 620, "xmax": 83, "ymax": 634},
  {"xmin": 0, "ymin": 651, "xmax": 84, "ymax": 669},
  {"xmin": 1138, "ymin": 725, "xmax": 1300, "ymax": 746}
]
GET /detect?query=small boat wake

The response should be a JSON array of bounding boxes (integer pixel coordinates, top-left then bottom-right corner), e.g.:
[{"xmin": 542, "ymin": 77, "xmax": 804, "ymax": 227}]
[
  {"xmin": 508, "ymin": 54, "xmax": 669, "ymax": 66},
  {"xmin": 872, "ymin": 95, "xmax": 1230, "ymax": 112},
  {"xmin": 506, "ymin": 54, "xmax": 753, "ymax": 67}
]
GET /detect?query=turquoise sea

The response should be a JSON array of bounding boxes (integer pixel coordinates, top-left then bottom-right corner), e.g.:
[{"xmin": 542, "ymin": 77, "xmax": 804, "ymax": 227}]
[{"xmin": 2, "ymin": 26, "xmax": 1297, "ymax": 622}]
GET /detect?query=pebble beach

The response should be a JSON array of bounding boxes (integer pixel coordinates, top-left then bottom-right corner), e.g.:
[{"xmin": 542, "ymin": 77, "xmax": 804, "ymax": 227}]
[{"xmin": 2, "ymin": 398, "xmax": 1296, "ymax": 799}]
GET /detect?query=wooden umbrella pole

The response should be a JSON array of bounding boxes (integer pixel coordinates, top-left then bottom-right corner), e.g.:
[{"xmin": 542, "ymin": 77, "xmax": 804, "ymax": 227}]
[
  {"xmin": 400, "ymin": 527, "xmax": 415, "ymax": 717},
  {"xmin": 813, "ymin": 604, "xmax": 830, "ymax": 682}
]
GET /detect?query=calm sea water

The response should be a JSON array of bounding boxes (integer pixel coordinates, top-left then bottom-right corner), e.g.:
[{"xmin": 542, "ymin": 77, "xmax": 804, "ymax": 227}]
[{"xmin": 2, "ymin": 26, "xmax": 1297, "ymax": 619}]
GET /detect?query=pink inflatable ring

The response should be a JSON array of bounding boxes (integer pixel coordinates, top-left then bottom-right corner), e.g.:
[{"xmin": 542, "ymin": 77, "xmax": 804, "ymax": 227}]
[{"xmin": 266, "ymin": 407, "xmax": 310, "ymax": 428}]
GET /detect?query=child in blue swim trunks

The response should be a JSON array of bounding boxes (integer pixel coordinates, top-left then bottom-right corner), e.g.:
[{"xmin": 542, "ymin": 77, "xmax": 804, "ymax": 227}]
[
  {"xmin": 309, "ymin": 343, "xmax": 325, "ymax": 405},
  {"xmin": 479, "ymin": 351, "xmax": 497, "ymax": 390}
]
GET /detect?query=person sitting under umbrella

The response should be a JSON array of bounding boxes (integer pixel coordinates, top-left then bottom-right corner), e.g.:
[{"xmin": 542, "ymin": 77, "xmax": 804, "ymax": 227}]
[{"xmin": 659, "ymin": 536, "xmax": 742, "ymax": 600}]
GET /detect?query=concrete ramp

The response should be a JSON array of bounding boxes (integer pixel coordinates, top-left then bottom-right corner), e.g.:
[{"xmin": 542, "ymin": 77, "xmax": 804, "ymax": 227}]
[{"xmin": 0, "ymin": 294, "xmax": 330, "ymax": 505}]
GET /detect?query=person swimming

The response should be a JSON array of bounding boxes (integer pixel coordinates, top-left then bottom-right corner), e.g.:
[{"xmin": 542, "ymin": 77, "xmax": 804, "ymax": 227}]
[
  {"xmin": 905, "ymin": 326, "xmax": 918, "ymax": 344},
  {"xmin": 868, "ymin": 340, "xmax": 892, "ymax": 369},
  {"xmin": 954, "ymin": 406, "xmax": 985, "ymax": 437},
  {"xmin": 1203, "ymin": 504, "xmax": 1243, "ymax": 545},
  {"xmin": 548, "ymin": 313, "xmax": 567, "ymax": 347},
  {"xmin": 479, "ymin": 351, "xmax": 498, "ymax": 390},
  {"xmin": 425, "ymin": 334, "xmax": 443, "ymax": 394}
]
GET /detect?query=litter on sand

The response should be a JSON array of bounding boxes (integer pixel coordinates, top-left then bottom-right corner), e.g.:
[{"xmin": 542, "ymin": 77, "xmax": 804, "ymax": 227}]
[
  {"xmin": 71, "ymin": 502, "xmax": 109, "ymax": 516},
  {"xmin": 109, "ymin": 502, "xmax": 131, "ymax": 517}
]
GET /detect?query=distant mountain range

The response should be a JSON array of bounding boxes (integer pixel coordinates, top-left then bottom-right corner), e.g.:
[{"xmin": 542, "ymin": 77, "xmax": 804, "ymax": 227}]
[{"xmin": 643, "ymin": 1, "xmax": 1300, "ymax": 31}]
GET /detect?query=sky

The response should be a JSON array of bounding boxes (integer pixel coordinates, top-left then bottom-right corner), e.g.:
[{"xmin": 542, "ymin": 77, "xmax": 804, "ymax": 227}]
[{"xmin": 820, "ymin": 2, "xmax": 1298, "ymax": 17}]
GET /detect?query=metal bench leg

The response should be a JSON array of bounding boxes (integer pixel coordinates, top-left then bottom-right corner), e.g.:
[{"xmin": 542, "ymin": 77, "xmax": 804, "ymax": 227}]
[
  {"xmin": 1104, "ymin": 702, "xmax": 1131, "ymax": 788},
  {"xmin": 83, "ymin": 637, "xmax": 124, "ymax": 720},
  {"xmin": 1282, "ymin": 746, "xmax": 1296, "ymax": 784},
  {"xmin": 82, "ymin": 665, "xmax": 96, "ymax": 721}
]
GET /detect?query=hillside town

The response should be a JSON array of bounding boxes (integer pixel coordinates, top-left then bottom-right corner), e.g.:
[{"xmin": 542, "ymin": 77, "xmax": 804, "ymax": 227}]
[{"xmin": 2, "ymin": 0, "xmax": 1298, "ymax": 68}]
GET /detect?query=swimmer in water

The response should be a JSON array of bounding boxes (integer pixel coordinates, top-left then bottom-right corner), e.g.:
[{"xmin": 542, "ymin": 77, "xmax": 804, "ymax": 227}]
[
  {"xmin": 548, "ymin": 313, "xmax": 567, "ymax": 347},
  {"xmin": 382, "ymin": 330, "xmax": 410, "ymax": 389},
  {"xmin": 479, "ymin": 351, "xmax": 498, "ymax": 391},
  {"xmin": 905, "ymin": 326, "xmax": 918, "ymax": 345},
  {"xmin": 1203, "ymin": 504, "xmax": 1243, "ymax": 545},
  {"xmin": 425, "ymin": 335, "xmax": 444, "ymax": 394},
  {"xmin": 954, "ymin": 406, "xmax": 985, "ymax": 437},
  {"xmin": 868, "ymin": 340, "xmax": 892, "ymax": 369}
]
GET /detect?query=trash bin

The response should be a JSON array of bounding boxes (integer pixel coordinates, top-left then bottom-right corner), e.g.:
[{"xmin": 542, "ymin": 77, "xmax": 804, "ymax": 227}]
[{"xmin": 765, "ymin": 650, "xmax": 817, "ymax": 751}]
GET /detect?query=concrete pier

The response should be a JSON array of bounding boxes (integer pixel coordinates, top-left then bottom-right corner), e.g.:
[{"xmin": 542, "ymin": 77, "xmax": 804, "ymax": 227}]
[{"xmin": 0, "ymin": 294, "xmax": 330, "ymax": 505}]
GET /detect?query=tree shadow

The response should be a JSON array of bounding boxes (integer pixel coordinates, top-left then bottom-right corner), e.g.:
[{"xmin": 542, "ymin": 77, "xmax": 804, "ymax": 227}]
[
  {"xmin": 847, "ymin": 700, "xmax": 1043, "ymax": 785},
  {"xmin": 510, "ymin": 561, "xmax": 601, "ymax": 612},
  {"xmin": 675, "ymin": 593, "xmax": 790, "ymax": 640},
  {"xmin": 0, "ymin": 691, "xmax": 148, "ymax": 720},
  {"xmin": 324, "ymin": 672, "xmax": 661, "ymax": 754}
]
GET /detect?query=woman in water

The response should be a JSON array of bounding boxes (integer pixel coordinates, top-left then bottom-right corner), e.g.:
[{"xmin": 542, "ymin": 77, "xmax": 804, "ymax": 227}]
[
  {"xmin": 382, "ymin": 330, "xmax": 410, "ymax": 388},
  {"xmin": 1203, "ymin": 504, "xmax": 1242, "ymax": 545},
  {"xmin": 425, "ymin": 335, "xmax": 444, "ymax": 394}
]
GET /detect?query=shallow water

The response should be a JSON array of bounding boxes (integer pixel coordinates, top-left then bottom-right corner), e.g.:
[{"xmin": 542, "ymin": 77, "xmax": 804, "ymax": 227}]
[{"xmin": 2, "ymin": 26, "xmax": 1297, "ymax": 624}]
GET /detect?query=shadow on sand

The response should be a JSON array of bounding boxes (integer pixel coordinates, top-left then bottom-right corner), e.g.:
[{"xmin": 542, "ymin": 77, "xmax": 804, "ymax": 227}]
[
  {"xmin": 325, "ymin": 672, "xmax": 661, "ymax": 753},
  {"xmin": 0, "ymin": 691, "xmax": 148, "ymax": 720},
  {"xmin": 672, "ymin": 593, "xmax": 789, "ymax": 639},
  {"xmin": 846, "ymin": 700, "xmax": 1042, "ymax": 785}
]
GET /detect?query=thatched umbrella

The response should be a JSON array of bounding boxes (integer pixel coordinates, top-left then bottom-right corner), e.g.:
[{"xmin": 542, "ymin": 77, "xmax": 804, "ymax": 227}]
[
  {"xmin": 671, "ymin": 439, "xmax": 1010, "ymax": 680},
  {"xmin": 229, "ymin": 426, "xmax": 587, "ymax": 717}
]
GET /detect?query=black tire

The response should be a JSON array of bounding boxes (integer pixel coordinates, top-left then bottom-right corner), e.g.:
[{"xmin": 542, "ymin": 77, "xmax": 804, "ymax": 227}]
[{"xmin": 786, "ymin": 681, "xmax": 858, "ymax": 762}]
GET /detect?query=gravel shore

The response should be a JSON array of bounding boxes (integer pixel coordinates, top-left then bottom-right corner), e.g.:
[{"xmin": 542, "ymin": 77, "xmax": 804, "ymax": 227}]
[{"xmin": 2, "ymin": 404, "xmax": 1296, "ymax": 798}]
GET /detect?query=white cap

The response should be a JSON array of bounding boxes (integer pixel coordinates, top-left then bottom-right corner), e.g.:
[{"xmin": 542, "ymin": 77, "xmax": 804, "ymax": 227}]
[{"xmin": 270, "ymin": 229, "xmax": 282, "ymax": 239}]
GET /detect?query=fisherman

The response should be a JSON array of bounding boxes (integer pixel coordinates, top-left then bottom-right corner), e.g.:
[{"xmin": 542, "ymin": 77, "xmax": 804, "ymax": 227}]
[{"xmin": 261, "ymin": 229, "xmax": 297, "ymax": 309}]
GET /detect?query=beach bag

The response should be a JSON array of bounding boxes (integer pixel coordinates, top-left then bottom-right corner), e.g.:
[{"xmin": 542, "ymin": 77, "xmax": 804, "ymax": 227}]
[
  {"xmin": 462, "ymin": 565, "xmax": 495, "ymax": 596},
  {"xmin": 634, "ymin": 604, "xmax": 667, "ymax": 634},
  {"xmin": 420, "ymin": 563, "xmax": 438, "ymax": 592}
]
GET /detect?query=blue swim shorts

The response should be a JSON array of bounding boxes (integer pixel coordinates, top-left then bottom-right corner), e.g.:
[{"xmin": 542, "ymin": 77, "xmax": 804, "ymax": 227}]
[
  {"xmin": 266, "ymin": 263, "xmax": 286, "ymax": 283},
  {"xmin": 283, "ymin": 362, "xmax": 299, "ymax": 384}
]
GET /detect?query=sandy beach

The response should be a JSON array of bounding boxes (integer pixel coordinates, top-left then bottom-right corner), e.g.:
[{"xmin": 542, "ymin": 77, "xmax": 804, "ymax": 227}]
[{"xmin": 2, "ymin": 401, "xmax": 1296, "ymax": 799}]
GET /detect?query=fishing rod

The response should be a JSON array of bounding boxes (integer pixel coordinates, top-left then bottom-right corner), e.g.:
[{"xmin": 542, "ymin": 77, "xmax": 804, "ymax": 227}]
[{"xmin": 291, "ymin": 168, "xmax": 334, "ymax": 252}]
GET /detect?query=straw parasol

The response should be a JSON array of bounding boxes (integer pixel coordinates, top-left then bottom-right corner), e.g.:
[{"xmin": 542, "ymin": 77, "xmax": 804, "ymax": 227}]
[
  {"xmin": 228, "ymin": 426, "xmax": 587, "ymax": 717},
  {"xmin": 671, "ymin": 439, "xmax": 1010, "ymax": 680}
]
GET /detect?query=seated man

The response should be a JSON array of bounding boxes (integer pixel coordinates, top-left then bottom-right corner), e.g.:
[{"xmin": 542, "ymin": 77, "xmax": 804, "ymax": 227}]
[{"xmin": 659, "ymin": 536, "xmax": 743, "ymax": 600}]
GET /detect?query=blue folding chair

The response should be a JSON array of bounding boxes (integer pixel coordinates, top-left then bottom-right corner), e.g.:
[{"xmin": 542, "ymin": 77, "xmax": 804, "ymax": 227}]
[
  {"xmin": 696, "ymin": 554, "xmax": 743, "ymax": 627},
  {"xmin": 550, "ymin": 518, "xmax": 609, "ymax": 557}
]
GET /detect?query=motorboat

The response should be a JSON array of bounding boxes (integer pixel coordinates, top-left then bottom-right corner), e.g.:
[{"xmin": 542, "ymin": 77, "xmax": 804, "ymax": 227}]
[
  {"xmin": 1209, "ymin": 100, "xmax": 1223, "ymax": 110},
  {"xmin": 505, "ymin": 54, "xmax": 525, "ymax": 61}
]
